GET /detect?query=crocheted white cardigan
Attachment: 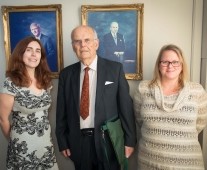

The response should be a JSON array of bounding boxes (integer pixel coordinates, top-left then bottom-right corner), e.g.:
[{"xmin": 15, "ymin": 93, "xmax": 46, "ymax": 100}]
[{"xmin": 133, "ymin": 80, "xmax": 207, "ymax": 170}]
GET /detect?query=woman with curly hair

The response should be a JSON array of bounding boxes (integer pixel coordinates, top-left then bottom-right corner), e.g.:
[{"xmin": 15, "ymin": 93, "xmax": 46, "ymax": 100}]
[{"xmin": 0, "ymin": 36, "xmax": 58, "ymax": 169}]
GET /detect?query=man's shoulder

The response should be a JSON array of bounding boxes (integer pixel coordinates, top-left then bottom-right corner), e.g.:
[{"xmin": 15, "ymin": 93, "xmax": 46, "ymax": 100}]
[
  {"xmin": 40, "ymin": 34, "xmax": 50, "ymax": 40},
  {"xmin": 104, "ymin": 33, "xmax": 112, "ymax": 37},
  {"xmin": 98, "ymin": 57, "xmax": 122, "ymax": 68},
  {"xmin": 117, "ymin": 33, "xmax": 124, "ymax": 37},
  {"xmin": 60, "ymin": 62, "xmax": 80, "ymax": 75}
]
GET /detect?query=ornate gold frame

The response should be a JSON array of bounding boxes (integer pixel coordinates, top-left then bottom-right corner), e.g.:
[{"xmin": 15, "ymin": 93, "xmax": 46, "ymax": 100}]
[
  {"xmin": 1, "ymin": 4, "xmax": 63, "ymax": 78},
  {"xmin": 81, "ymin": 4, "xmax": 144, "ymax": 80}
]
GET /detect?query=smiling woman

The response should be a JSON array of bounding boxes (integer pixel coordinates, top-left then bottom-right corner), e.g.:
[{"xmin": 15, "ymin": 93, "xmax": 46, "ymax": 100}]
[
  {"xmin": 0, "ymin": 36, "xmax": 59, "ymax": 169},
  {"xmin": 6, "ymin": 36, "xmax": 52, "ymax": 88},
  {"xmin": 1, "ymin": 4, "xmax": 63, "ymax": 78},
  {"xmin": 133, "ymin": 44, "xmax": 207, "ymax": 170},
  {"xmin": 23, "ymin": 41, "xmax": 41, "ymax": 71}
]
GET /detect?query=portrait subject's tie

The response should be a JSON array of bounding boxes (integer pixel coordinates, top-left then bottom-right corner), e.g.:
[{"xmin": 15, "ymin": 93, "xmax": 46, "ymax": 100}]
[
  {"xmin": 114, "ymin": 34, "xmax": 117, "ymax": 45},
  {"xmin": 80, "ymin": 67, "xmax": 90, "ymax": 120}
]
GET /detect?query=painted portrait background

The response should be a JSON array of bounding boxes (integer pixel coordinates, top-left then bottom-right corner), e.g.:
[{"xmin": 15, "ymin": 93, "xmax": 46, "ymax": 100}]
[
  {"xmin": 88, "ymin": 11, "xmax": 137, "ymax": 73},
  {"xmin": 9, "ymin": 11, "xmax": 58, "ymax": 72}
]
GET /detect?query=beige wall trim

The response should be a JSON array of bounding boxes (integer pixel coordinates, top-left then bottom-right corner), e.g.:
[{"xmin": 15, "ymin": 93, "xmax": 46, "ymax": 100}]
[
  {"xmin": 201, "ymin": 0, "xmax": 207, "ymax": 168},
  {"xmin": 190, "ymin": 0, "xmax": 203, "ymax": 82}
]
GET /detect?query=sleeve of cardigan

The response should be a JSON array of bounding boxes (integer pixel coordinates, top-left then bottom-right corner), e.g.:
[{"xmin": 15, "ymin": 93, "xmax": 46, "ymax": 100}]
[
  {"xmin": 196, "ymin": 84, "xmax": 207, "ymax": 133},
  {"xmin": 133, "ymin": 81, "xmax": 143, "ymax": 128}
]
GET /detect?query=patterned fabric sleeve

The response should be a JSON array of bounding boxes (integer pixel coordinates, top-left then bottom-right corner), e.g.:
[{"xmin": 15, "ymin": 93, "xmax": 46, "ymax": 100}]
[
  {"xmin": 0, "ymin": 78, "xmax": 17, "ymax": 96},
  {"xmin": 196, "ymin": 84, "xmax": 207, "ymax": 133},
  {"xmin": 133, "ymin": 81, "xmax": 143, "ymax": 128},
  {"xmin": 47, "ymin": 85, "xmax": 53, "ymax": 94}
]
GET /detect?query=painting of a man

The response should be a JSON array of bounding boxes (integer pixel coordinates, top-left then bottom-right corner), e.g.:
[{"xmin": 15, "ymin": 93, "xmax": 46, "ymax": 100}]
[
  {"xmin": 87, "ymin": 10, "xmax": 138, "ymax": 74},
  {"xmin": 103, "ymin": 22, "xmax": 125, "ymax": 63},
  {"xmin": 30, "ymin": 22, "xmax": 57, "ymax": 72}
]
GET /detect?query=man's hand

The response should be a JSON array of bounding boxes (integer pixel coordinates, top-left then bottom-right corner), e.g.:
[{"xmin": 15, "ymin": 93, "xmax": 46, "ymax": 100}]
[
  {"xmin": 114, "ymin": 51, "xmax": 124, "ymax": 57},
  {"xmin": 125, "ymin": 146, "xmax": 134, "ymax": 158},
  {"xmin": 61, "ymin": 149, "xmax": 71, "ymax": 157},
  {"xmin": 114, "ymin": 51, "xmax": 119, "ymax": 56},
  {"xmin": 119, "ymin": 52, "xmax": 124, "ymax": 56}
]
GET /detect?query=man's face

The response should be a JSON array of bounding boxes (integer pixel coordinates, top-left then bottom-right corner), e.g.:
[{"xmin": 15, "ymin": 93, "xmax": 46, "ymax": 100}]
[
  {"xmin": 30, "ymin": 25, "xmax": 40, "ymax": 37},
  {"xmin": 110, "ymin": 23, "xmax": 119, "ymax": 34},
  {"xmin": 71, "ymin": 26, "xmax": 99, "ymax": 65}
]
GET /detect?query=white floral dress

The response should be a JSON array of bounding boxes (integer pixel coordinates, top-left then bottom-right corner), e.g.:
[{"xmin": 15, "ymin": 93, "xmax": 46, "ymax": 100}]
[{"xmin": 1, "ymin": 78, "xmax": 58, "ymax": 170}]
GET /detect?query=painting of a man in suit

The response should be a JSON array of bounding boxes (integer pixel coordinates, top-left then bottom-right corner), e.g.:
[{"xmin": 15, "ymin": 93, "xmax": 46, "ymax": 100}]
[
  {"xmin": 103, "ymin": 22, "xmax": 125, "ymax": 63},
  {"xmin": 30, "ymin": 22, "xmax": 57, "ymax": 72}
]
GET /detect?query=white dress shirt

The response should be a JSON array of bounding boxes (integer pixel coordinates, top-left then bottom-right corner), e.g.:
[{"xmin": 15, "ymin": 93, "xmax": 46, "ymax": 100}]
[
  {"xmin": 80, "ymin": 56, "xmax": 97, "ymax": 129},
  {"xmin": 112, "ymin": 33, "xmax": 117, "ymax": 45}
]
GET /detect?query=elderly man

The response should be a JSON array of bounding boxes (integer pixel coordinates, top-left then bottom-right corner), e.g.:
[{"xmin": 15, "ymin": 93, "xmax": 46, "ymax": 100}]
[{"xmin": 55, "ymin": 25, "xmax": 136, "ymax": 170}]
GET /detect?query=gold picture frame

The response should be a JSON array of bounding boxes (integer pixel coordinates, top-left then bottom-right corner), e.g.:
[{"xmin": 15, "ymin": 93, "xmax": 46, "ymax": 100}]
[
  {"xmin": 1, "ymin": 4, "xmax": 63, "ymax": 78},
  {"xmin": 81, "ymin": 4, "xmax": 144, "ymax": 80}
]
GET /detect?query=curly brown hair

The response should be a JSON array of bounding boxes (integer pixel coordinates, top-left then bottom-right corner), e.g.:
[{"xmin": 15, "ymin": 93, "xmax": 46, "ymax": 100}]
[{"xmin": 6, "ymin": 36, "xmax": 52, "ymax": 89}]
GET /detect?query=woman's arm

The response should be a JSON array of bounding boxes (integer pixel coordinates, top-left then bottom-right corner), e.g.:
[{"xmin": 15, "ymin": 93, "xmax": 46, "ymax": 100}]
[{"xmin": 0, "ymin": 93, "xmax": 14, "ymax": 140}]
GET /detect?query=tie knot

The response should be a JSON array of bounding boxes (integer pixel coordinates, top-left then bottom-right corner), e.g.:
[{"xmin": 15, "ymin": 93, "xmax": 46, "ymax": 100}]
[{"xmin": 85, "ymin": 67, "xmax": 90, "ymax": 72}]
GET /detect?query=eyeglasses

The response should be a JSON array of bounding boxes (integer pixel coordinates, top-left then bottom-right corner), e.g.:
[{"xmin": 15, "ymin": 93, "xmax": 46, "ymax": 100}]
[
  {"xmin": 72, "ymin": 38, "xmax": 96, "ymax": 46},
  {"xmin": 160, "ymin": 60, "xmax": 181, "ymax": 67}
]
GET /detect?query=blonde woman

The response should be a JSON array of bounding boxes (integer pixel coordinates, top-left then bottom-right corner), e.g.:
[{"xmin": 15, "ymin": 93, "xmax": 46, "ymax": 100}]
[{"xmin": 133, "ymin": 44, "xmax": 207, "ymax": 169}]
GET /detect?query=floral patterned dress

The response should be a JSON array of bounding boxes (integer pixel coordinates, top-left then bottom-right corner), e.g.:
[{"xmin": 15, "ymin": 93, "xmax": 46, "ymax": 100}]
[{"xmin": 1, "ymin": 78, "xmax": 58, "ymax": 170}]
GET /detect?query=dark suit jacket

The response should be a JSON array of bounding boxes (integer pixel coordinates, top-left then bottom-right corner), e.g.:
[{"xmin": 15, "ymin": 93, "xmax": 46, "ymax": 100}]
[
  {"xmin": 39, "ymin": 34, "xmax": 57, "ymax": 72},
  {"xmin": 103, "ymin": 33, "xmax": 125, "ymax": 62},
  {"xmin": 56, "ymin": 57, "xmax": 136, "ymax": 163}
]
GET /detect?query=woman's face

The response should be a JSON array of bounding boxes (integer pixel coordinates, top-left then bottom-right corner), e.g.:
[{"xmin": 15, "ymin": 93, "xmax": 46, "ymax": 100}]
[
  {"xmin": 159, "ymin": 50, "xmax": 182, "ymax": 81},
  {"xmin": 23, "ymin": 41, "xmax": 41, "ymax": 70}
]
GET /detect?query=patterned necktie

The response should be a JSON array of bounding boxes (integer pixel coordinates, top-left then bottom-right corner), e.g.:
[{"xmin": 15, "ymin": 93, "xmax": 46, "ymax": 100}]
[
  {"xmin": 114, "ymin": 34, "xmax": 117, "ymax": 45},
  {"xmin": 80, "ymin": 67, "xmax": 90, "ymax": 120}
]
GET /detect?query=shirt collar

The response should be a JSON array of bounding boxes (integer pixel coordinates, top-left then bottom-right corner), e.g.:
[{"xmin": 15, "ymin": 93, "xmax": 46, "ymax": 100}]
[
  {"xmin": 111, "ymin": 32, "xmax": 117, "ymax": 37},
  {"xmin": 35, "ymin": 33, "xmax": 42, "ymax": 40},
  {"xmin": 81, "ymin": 55, "xmax": 97, "ymax": 72}
]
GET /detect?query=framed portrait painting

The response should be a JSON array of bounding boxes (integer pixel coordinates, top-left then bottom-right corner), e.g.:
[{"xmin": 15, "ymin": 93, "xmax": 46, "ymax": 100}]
[
  {"xmin": 1, "ymin": 4, "xmax": 63, "ymax": 78},
  {"xmin": 81, "ymin": 4, "xmax": 144, "ymax": 80}
]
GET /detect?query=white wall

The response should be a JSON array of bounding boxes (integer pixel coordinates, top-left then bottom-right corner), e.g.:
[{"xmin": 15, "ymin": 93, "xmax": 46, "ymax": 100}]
[
  {"xmin": 201, "ymin": 0, "xmax": 207, "ymax": 168},
  {"xmin": 0, "ymin": 0, "xmax": 204, "ymax": 169}
]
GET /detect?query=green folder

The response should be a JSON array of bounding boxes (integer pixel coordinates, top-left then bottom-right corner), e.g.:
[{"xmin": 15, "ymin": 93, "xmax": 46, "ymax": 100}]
[{"xmin": 101, "ymin": 116, "xmax": 128, "ymax": 170}]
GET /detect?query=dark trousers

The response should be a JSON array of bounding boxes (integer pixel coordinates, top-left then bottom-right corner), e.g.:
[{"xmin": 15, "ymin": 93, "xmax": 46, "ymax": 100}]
[{"xmin": 73, "ymin": 128, "xmax": 119, "ymax": 170}]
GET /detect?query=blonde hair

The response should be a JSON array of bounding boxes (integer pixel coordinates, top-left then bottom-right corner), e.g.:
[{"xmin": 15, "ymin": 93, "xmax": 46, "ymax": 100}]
[{"xmin": 150, "ymin": 44, "xmax": 188, "ymax": 88}]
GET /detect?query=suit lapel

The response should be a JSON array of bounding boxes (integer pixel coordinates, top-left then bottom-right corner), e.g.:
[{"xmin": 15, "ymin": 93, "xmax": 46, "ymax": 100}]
[
  {"xmin": 95, "ymin": 57, "xmax": 106, "ymax": 107},
  {"xmin": 110, "ymin": 33, "xmax": 117, "ymax": 46},
  {"xmin": 71, "ymin": 63, "xmax": 81, "ymax": 116},
  {"xmin": 71, "ymin": 59, "xmax": 106, "ymax": 116}
]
